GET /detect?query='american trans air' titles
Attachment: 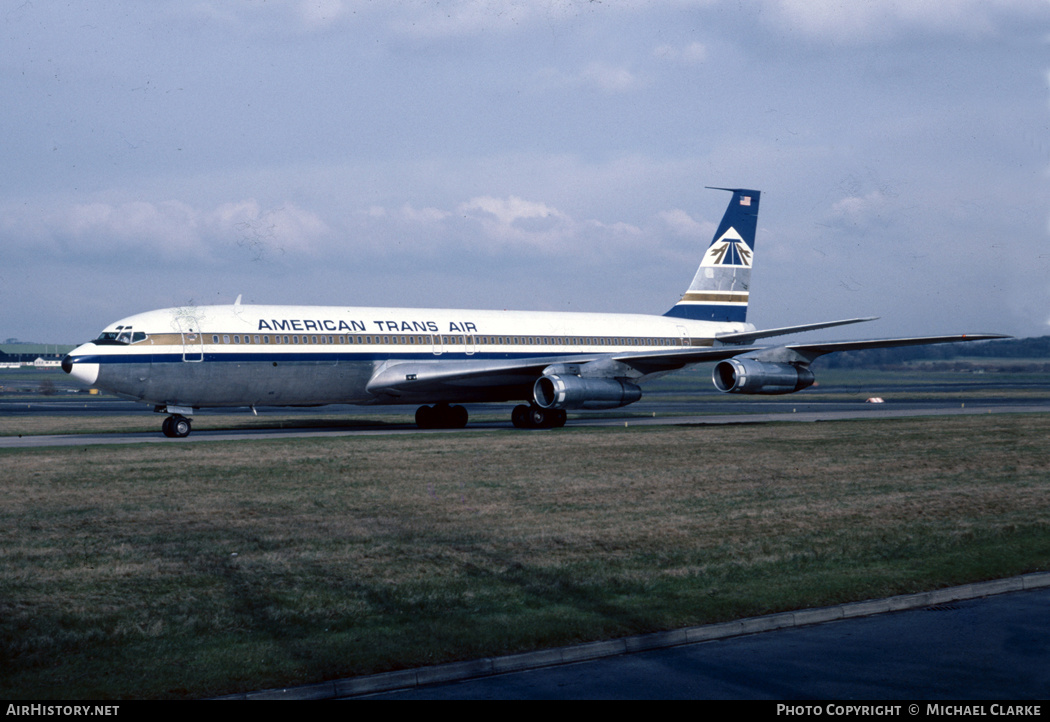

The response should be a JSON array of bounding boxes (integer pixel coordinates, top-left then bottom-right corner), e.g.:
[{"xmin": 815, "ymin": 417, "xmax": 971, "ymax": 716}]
[
  {"xmin": 256, "ymin": 319, "xmax": 479, "ymax": 334},
  {"xmin": 62, "ymin": 187, "xmax": 1007, "ymax": 437}
]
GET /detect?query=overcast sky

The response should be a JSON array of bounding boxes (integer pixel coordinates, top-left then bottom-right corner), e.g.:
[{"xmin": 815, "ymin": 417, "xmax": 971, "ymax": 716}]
[{"xmin": 2, "ymin": 0, "xmax": 1048, "ymax": 344}]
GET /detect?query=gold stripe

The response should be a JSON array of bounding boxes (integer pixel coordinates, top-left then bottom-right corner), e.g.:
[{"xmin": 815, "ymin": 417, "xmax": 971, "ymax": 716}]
[
  {"xmin": 679, "ymin": 292, "xmax": 749, "ymax": 304},
  {"xmin": 124, "ymin": 332, "xmax": 710, "ymax": 349}
]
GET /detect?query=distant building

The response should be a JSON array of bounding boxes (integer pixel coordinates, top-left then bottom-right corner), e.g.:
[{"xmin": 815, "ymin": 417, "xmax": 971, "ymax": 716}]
[{"xmin": 0, "ymin": 343, "xmax": 76, "ymax": 365}]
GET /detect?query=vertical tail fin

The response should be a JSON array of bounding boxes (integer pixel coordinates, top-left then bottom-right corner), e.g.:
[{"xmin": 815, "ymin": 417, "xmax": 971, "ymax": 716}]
[{"xmin": 664, "ymin": 187, "xmax": 760, "ymax": 322}]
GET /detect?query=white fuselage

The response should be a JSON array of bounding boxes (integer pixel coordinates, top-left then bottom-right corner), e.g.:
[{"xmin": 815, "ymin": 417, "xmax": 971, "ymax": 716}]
[{"xmin": 64, "ymin": 303, "xmax": 753, "ymax": 409}]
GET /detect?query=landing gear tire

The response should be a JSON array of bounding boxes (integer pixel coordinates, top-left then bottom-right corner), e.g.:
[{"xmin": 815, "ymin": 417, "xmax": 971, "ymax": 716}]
[
  {"xmin": 415, "ymin": 405, "xmax": 436, "ymax": 429},
  {"xmin": 511, "ymin": 404, "xmax": 530, "ymax": 428},
  {"xmin": 512, "ymin": 404, "xmax": 566, "ymax": 429},
  {"xmin": 527, "ymin": 404, "xmax": 548, "ymax": 428},
  {"xmin": 162, "ymin": 415, "xmax": 192, "ymax": 438},
  {"xmin": 415, "ymin": 403, "xmax": 468, "ymax": 429}
]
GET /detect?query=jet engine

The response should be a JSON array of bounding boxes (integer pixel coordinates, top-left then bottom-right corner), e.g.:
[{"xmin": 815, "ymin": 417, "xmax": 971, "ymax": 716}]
[
  {"xmin": 712, "ymin": 357, "xmax": 815, "ymax": 395},
  {"xmin": 533, "ymin": 374, "xmax": 642, "ymax": 410}
]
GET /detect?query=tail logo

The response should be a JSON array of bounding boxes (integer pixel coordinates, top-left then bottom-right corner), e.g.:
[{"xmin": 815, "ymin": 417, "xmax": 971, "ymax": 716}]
[{"xmin": 702, "ymin": 228, "xmax": 752, "ymax": 268}]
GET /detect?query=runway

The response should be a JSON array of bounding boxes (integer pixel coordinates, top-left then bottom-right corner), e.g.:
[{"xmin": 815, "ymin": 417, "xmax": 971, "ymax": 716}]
[{"xmin": 3, "ymin": 396, "xmax": 1050, "ymax": 448}]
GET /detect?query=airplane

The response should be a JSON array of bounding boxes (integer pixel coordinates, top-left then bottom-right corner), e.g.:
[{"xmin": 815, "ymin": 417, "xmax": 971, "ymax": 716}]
[{"xmin": 61, "ymin": 187, "xmax": 1007, "ymax": 438}]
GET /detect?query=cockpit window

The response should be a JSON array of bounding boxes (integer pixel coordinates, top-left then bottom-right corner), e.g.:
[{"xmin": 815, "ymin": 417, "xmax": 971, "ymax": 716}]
[{"xmin": 94, "ymin": 326, "xmax": 147, "ymax": 345}]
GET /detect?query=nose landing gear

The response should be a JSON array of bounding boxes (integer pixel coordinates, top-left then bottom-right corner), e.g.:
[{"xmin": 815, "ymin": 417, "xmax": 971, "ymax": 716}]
[
  {"xmin": 161, "ymin": 415, "xmax": 192, "ymax": 438},
  {"xmin": 161, "ymin": 414, "xmax": 192, "ymax": 438}
]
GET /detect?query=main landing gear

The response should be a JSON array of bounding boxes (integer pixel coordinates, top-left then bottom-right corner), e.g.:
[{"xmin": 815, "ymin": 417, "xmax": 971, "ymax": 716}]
[
  {"xmin": 161, "ymin": 414, "xmax": 192, "ymax": 438},
  {"xmin": 511, "ymin": 404, "xmax": 567, "ymax": 429},
  {"xmin": 414, "ymin": 403, "xmax": 567, "ymax": 430},
  {"xmin": 415, "ymin": 403, "xmax": 469, "ymax": 429}
]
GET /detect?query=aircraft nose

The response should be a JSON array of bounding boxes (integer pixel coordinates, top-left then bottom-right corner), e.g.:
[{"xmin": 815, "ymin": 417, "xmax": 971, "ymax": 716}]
[{"xmin": 62, "ymin": 348, "xmax": 100, "ymax": 386}]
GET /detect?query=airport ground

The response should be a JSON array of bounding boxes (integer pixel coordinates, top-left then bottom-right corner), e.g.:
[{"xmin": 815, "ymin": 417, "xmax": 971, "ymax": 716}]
[
  {"xmin": 1, "ymin": 366, "xmax": 1048, "ymax": 699},
  {"xmin": 3, "ymin": 366, "xmax": 1050, "ymax": 445},
  {"xmin": 356, "ymin": 579, "xmax": 1050, "ymax": 700}
]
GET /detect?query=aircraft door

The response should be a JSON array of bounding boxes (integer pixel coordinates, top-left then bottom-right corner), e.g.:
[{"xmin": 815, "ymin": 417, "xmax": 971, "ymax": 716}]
[
  {"xmin": 182, "ymin": 329, "xmax": 204, "ymax": 362},
  {"xmin": 173, "ymin": 308, "xmax": 205, "ymax": 362},
  {"xmin": 431, "ymin": 333, "xmax": 443, "ymax": 356}
]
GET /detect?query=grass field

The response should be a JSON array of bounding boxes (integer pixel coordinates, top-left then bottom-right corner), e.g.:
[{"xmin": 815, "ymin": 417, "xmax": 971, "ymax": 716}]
[{"xmin": 2, "ymin": 414, "xmax": 1049, "ymax": 699}]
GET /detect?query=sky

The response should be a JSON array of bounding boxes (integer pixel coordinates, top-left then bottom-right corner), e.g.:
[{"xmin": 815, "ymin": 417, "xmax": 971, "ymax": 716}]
[{"xmin": 2, "ymin": 0, "xmax": 1048, "ymax": 344}]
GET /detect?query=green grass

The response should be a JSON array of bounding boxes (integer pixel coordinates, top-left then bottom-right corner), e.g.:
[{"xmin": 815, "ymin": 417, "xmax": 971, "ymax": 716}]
[{"xmin": 2, "ymin": 415, "xmax": 1049, "ymax": 698}]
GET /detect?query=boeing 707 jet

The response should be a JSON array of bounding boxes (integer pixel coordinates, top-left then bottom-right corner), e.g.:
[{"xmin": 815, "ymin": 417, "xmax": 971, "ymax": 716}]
[{"xmin": 62, "ymin": 188, "xmax": 1006, "ymax": 437}]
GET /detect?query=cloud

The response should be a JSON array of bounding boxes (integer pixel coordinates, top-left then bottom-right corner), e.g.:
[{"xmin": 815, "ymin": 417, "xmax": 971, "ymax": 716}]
[
  {"xmin": 657, "ymin": 209, "xmax": 714, "ymax": 238},
  {"xmin": 2, "ymin": 198, "xmax": 329, "ymax": 263},
  {"xmin": 536, "ymin": 62, "xmax": 644, "ymax": 94},
  {"xmin": 580, "ymin": 62, "xmax": 643, "ymax": 93},
  {"xmin": 59, "ymin": 200, "xmax": 205, "ymax": 260},
  {"xmin": 653, "ymin": 42, "xmax": 708, "ymax": 64},
  {"xmin": 297, "ymin": 0, "xmax": 351, "ymax": 30},
  {"xmin": 456, "ymin": 195, "xmax": 575, "ymax": 250},
  {"xmin": 354, "ymin": 194, "xmax": 647, "ymax": 258},
  {"xmin": 398, "ymin": 204, "xmax": 452, "ymax": 224},
  {"xmin": 460, "ymin": 195, "xmax": 566, "ymax": 227},
  {"xmin": 764, "ymin": 0, "xmax": 1049, "ymax": 41},
  {"xmin": 826, "ymin": 190, "xmax": 895, "ymax": 229},
  {"xmin": 214, "ymin": 201, "xmax": 331, "ymax": 259}
]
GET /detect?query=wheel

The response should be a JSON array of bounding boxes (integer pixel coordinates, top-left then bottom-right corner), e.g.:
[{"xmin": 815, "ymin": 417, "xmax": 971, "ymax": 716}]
[
  {"xmin": 415, "ymin": 405, "xmax": 436, "ymax": 429},
  {"xmin": 449, "ymin": 405, "xmax": 468, "ymax": 428},
  {"xmin": 416, "ymin": 404, "xmax": 468, "ymax": 429},
  {"xmin": 170, "ymin": 415, "xmax": 192, "ymax": 438},
  {"xmin": 525, "ymin": 404, "xmax": 557, "ymax": 429},
  {"xmin": 161, "ymin": 416, "xmax": 175, "ymax": 437},
  {"xmin": 511, "ymin": 404, "xmax": 530, "ymax": 428}
]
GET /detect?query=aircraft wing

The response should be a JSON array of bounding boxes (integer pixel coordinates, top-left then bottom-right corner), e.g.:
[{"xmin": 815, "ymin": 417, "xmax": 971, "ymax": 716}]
[
  {"xmin": 783, "ymin": 333, "xmax": 1011, "ymax": 363},
  {"xmin": 714, "ymin": 317, "xmax": 878, "ymax": 345},
  {"xmin": 366, "ymin": 357, "xmax": 554, "ymax": 397},
  {"xmin": 365, "ymin": 346, "xmax": 764, "ymax": 399},
  {"xmin": 365, "ymin": 333, "xmax": 1008, "ymax": 400}
]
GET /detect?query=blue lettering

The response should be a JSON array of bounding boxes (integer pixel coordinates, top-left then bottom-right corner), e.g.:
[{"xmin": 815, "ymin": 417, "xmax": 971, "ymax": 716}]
[
  {"xmin": 304, "ymin": 320, "xmax": 318, "ymax": 331},
  {"xmin": 291, "ymin": 320, "xmax": 304, "ymax": 331},
  {"xmin": 352, "ymin": 320, "xmax": 366, "ymax": 332},
  {"xmin": 427, "ymin": 321, "xmax": 438, "ymax": 332},
  {"xmin": 446, "ymin": 321, "xmax": 477, "ymax": 332},
  {"xmin": 272, "ymin": 320, "xmax": 290, "ymax": 331},
  {"xmin": 258, "ymin": 319, "xmax": 273, "ymax": 331},
  {"xmin": 323, "ymin": 320, "xmax": 337, "ymax": 331}
]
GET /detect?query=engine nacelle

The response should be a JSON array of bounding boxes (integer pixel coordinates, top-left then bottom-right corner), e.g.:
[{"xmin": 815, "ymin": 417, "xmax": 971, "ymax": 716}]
[
  {"xmin": 533, "ymin": 374, "xmax": 642, "ymax": 410},
  {"xmin": 712, "ymin": 358, "xmax": 815, "ymax": 395}
]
